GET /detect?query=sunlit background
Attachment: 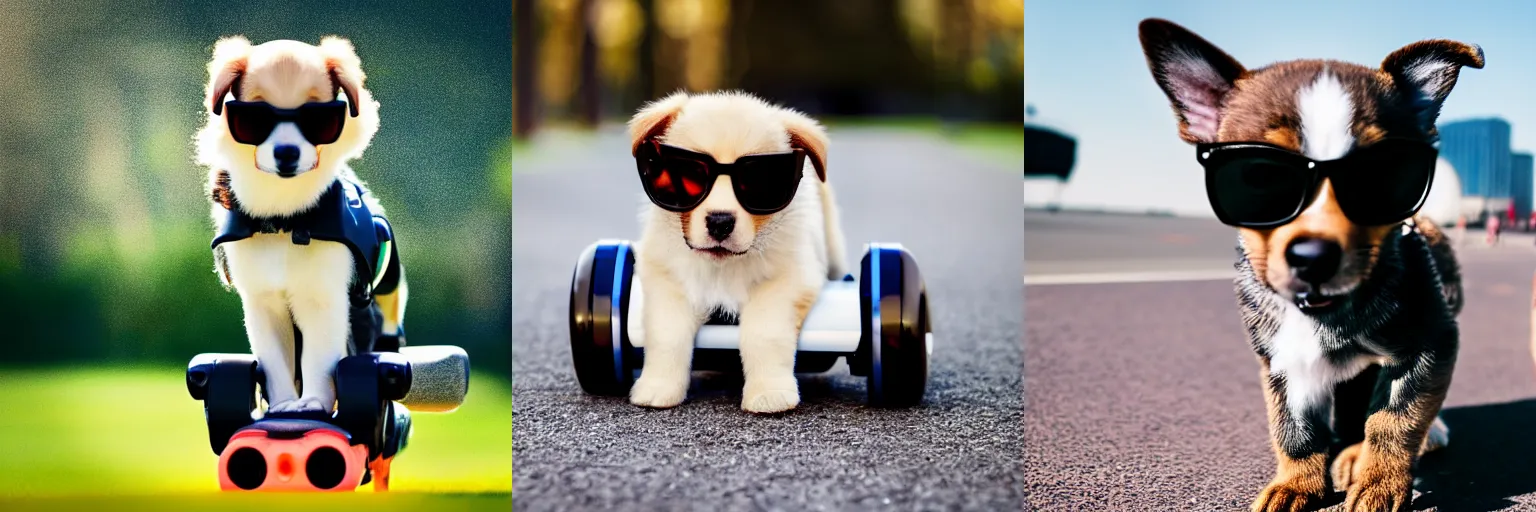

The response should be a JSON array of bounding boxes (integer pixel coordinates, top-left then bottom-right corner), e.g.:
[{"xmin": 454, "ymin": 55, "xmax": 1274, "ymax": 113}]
[
  {"xmin": 514, "ymin": 0, "xmax": 1024, "ymax": 139},
  {"xmin": 1024, "ymin": 0, "xmax": 1536, "ymax": 230},
  {"xmin": 0, "ymin": 0, "xmax": 511, "ymax": 502}
]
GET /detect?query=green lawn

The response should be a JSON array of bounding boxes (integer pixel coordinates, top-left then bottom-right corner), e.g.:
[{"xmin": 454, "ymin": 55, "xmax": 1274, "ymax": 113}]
[{"xmin": 0, "ymin": 366, "xmax": 510, "ymax": 509}]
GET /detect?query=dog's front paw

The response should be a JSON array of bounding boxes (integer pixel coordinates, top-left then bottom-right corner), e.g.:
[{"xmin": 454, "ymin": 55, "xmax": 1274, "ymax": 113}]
[
  {"xmin": 1343, "ymin": 470, "xmax": 1413, "ymax": 512},
  {"xmin": 1251, "ymin": 480, "xmax": 1325, "ymax": 512},
  {"xmin": 268, "ymin": 396, "xmax": 333, "ymax": 414},
  {"xmin": 629, "ymin": 375, "xmax": 688, "ymax": 409},
  {"xmin": 742, "ymin": 376, "xmax": 799, "ymax": 414},
  {"xmin": 1331, "ymin": 443, "xmax": 1365, "ymax": 491}
]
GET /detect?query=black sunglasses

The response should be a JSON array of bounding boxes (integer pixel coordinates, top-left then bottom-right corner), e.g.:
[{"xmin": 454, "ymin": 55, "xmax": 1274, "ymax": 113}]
[
  {"xmin": 224, "ymin": 100, "xmax": 348, "ymax": 146},
  {"xmin": 1196, "ymin": 138, "xmax": 1438, "ymax": 228},
  {"xmin": 634, "ymin": 140, "xmax": 807, "ymax": 215}
]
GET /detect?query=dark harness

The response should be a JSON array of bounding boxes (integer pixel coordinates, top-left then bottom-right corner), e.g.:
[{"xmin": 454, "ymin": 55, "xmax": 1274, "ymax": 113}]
[{"xmin": 211, "ymin": 178, "xmax": 404, "ymax": 353}]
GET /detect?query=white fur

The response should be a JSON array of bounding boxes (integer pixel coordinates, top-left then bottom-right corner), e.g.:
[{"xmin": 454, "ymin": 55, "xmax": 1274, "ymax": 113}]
[
  {"xmin": 625, "ymin": 91, "xmax": 846, "ymax": 413},
  {"xmin": 1297, "ymin": 71, "xmax": 1355, "ymax": 161},
  {"xmin": 195, "ymin": 37, "xmax": 391, "ymax": 415},
  {"xmin": 1268, "ymin": 303, "xmax": 1373, "ymax": 426},
  {"xmin": 254, "ymin": 123, "xmax": 319, "ymax": 176}
]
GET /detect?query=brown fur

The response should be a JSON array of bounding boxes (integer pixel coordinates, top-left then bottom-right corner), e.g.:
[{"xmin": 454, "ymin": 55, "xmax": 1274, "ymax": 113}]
[
  {"xmin": 211, "ymin": 170, "xmax": 238, "ymax": 211},
  {"xmin": 1329, "ymin": 408, "xmax": 1438, "ymax": 511},
  {"xmin": 1253, "ymin": 360, "xmax": 1329, "ymax": 512}
]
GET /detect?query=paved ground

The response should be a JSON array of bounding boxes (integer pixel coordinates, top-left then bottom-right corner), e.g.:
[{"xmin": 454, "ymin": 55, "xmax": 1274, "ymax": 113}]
[
  {"xmin": 512, "ymin": 127, "xmax": 1023, "ymax": 510},
  {"xmin": 1025, "ymin": 210, "xmax": 1536, "ymax": 511}
]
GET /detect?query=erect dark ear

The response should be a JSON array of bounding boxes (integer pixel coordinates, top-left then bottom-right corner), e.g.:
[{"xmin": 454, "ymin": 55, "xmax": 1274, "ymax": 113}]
[
  {"xmin": 1381, "ymin": 40, "xmax": 1485, "ymax": 130},
  {"xmin": 1138, "ymin": 19, "xmax": 1247, "ymax": 144}
]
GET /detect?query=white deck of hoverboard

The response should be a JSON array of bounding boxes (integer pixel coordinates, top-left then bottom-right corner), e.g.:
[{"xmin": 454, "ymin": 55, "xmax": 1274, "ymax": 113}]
[{"xmin": 626, "ymin": 278, "xmax": 864, "ymax": 353}]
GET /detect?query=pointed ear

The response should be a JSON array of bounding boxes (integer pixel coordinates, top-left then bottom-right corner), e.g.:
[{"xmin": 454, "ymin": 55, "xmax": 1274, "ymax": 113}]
[
  {"xmin": 780, "ymin": 108, "xmax": 829, "ymax": 182},
  {"xmin": 320, "ymin": 36, "xmax": 366, "ymax": 117},
  {"xmin": 627, "ymin": 91, "xmax": 690, "ymax": 155},
  {"xmin": 1138, "ymin": 18, "xmax": 1247, "ymax": 143},
  {"xmin": 1381, "ymin": 40, "xmax": 1484, "ymax": 130},
  {"xmin": 207, "ymin": 36, "xmax": 252, "ymax": 115}
]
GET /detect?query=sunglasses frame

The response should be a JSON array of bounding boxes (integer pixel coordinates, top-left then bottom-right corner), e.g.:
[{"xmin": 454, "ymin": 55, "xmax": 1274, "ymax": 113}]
[
  {"xmin": 634, "ymin": 139, "xmax": 808, "ymax": 215},
  {"xmin": 224, "ymin": 100, "xmax": 349, "ymax": 146},
  {"xmin": 1195, "ymin": 138, "xmax": 1438, "ymax": 229}
]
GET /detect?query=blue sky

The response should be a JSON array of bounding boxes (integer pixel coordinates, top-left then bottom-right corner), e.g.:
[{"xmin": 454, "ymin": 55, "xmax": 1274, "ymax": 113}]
[{"xmin": 1025, "ymin": 0, "xmax": 1536, "ymax": 215}]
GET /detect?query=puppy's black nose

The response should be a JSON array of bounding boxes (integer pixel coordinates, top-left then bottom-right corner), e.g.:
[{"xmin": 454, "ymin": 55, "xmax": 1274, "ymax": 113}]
[
  {"xmin": 274, "ymin": 145, "xmax": 301, "ymax": 172},
  {"xmin": 1285, "ymin": 238, "xmax": 1342, "ymax": 285},
  {"xmin": 705, "ymin": 211, "xmax": 735, "ymax": 242}
]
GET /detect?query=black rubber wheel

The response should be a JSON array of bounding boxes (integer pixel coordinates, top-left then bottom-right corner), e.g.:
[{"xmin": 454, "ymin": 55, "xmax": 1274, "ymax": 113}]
[
  {"xmin": 193, "ymin": 355, "xmax": 261, "ymax": 454},
  {"xmin": 569, "ymin": 240, "xmax": 639, "ymax": 396},
  {"xmin": 857, "ymin": 243, "xmax": 930, "ymax": 407}
]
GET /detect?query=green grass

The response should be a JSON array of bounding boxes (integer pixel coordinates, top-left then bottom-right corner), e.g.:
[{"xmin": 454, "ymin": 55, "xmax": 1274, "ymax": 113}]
[{"xmin": 0, "ymin": 366, "xmax": 510, "ymax": 509}]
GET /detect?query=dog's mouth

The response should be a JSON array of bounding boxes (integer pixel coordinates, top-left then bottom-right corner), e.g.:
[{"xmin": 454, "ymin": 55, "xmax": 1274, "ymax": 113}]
[
  {"xmin": 686, "ymin": 240, "xmax": 747, "ymax": 259},
  {"xmin": 695, "ymin": 246, "xmax": 745, "ymax": 258},
  {"xmin": 1293, "ymin": 290, "xmax": 1343, "ymax": 312}
]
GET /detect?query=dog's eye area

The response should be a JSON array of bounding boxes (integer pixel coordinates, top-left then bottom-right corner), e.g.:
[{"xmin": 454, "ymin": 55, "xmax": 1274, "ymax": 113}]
[{"xmin": 651, "ymin": 169, "xmax": 673, "ymax": 189}]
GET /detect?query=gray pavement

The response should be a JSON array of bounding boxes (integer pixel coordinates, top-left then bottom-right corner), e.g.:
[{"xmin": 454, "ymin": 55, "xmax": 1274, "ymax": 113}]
[
  {"xmin": 512, "ymin": 127, "xmax": 1024, "ymax": 510},
  {"xmin": 1025, "ymin": 210, "xmax": 1536, "ymax": 511}
]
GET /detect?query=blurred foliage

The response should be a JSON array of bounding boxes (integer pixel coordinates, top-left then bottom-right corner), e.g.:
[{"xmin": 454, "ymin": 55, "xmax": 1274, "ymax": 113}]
[
  {"xmin": 514, "ymin": 0, "xmax": 1025, "ymax": 135},
  {"xmin": 0, "ymin": 0, "xmax": 512, "ymax": 375}
]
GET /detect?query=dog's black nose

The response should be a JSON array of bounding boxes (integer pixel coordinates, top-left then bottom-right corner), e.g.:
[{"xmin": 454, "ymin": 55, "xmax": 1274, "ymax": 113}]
[
  {"xmin": 274, "ymin": 145, "xmax": 301, "ymax": 172},
  {"xmin": 1285, "ymin": 238, "xmax": 1342, "ymax": 285},
  {"xmin": 705, "ymin": 211, "xmax": 735, "ymax": 242}
]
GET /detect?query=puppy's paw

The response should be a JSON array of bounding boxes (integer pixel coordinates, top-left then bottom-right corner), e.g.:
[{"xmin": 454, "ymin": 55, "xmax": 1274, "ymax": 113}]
[
  {"xmin": 1251, "ymin": 481, "xmax": 1324, "ymax": 512},
  {"xmin": 1343, "ymin": 472, "xmax": 1412, "ymax": 512},
  {"xmin": 1331, "ymin": 443, "xmax": 1364, "ymax": 492},
  {"xmin": 629, "ymin": 375, "xmax": 688, "ymax": 409},
  {"xmin": 742, "ymin": 376, "xmax": 799, "ymax": 414},
  {"xmin": 1419, "ymin": 416, "xmax": 1449, "ymax": 455},
  {"xmin": 268, "ymin": 396, "xmax": 333, "ymax": 414}
]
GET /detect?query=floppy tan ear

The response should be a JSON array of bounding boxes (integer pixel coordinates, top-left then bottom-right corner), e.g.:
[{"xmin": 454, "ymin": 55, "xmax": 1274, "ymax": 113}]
[
  {"xmin": 780, "ymin": 109, "xmax": 829, "ymax": 182},
  {"xmin": 207, "ymin": 36, "xmax": 252, "ymax": 116},
  {"xmin": 320, "ymin": 36, "xmax": 366, "ymax": 117},
  {"xmin": 627, "ymin": 91, "xmax": 689, "ymax": 155}
]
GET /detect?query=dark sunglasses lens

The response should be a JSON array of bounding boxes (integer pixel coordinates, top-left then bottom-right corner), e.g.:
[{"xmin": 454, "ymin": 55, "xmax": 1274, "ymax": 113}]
[
  {"xmin": 641, "ymin": 155, "xmax": 709, "ymax": 210},
  {"xmin": 1333, "ymin": 141, "xmax": 1436, "ymax": 225},
  {"xmin": 298, "ymin": 104, "xmax": 346, "ymax": 144},
  {"xmin": 734, "ymin": 155, "xmax": 802, "ymax": 213},
  {"xmin": 226, "ymin": 104, "xmax": 276, "ymax": 145},
  {"xmin": 1208, "ymin": 153, "xmax": 1313, "ymax": 226}
]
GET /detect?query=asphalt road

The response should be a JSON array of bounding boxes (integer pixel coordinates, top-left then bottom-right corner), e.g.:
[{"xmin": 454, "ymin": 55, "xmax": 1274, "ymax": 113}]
[
  {"xmin": 1025, "ymin": 210, "xmax": 1536, "ymax": 511},
  {"xmin": 512, "ymin": 128, "xmax": 1024, "ymax": 510}
]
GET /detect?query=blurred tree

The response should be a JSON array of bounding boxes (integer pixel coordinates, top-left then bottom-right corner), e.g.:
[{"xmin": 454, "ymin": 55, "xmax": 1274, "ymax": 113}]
[{"xmin": 515, "ymin": 0, "xmax": 540, "ymax": 137}]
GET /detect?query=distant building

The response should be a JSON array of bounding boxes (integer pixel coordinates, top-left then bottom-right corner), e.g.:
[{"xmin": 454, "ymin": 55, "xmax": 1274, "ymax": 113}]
[
  {"xmin": 1514, "ymin": 152, "xmax": 1533, "ymax": 223},
  {"xmin": 1440, "ymin": 118, "xmax": 1512, "ymax": 198}
]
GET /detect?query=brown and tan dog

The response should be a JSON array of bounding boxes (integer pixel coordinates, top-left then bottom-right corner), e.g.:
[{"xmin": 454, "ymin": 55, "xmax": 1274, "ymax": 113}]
[{"xmin": 1139, "ymin": 19, "xmax": 1479, "ymax": 512}]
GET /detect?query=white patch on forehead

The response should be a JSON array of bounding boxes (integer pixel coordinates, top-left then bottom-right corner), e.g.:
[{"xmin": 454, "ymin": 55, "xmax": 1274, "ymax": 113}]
[
  {"xmin": 1268, "ymin": 303, "xmax": 1372, "ymax": 423},
  {"xmin": 1297, "ymin": 71, "xmax": 1355, "ymax": 161}
]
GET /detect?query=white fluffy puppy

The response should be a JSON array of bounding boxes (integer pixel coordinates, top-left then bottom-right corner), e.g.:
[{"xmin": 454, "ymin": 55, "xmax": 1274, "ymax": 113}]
[
  {"xmin": 626, "ymin": 91, "xmax": 847, "ymax": 413},
  {"xmin": 194, "ymin": 36, "xmax": 403, "ymax": 414}
]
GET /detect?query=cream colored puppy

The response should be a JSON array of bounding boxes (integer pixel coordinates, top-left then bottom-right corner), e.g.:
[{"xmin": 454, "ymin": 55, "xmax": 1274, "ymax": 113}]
[
  {"xmin": 626, "ymin": 91, "xmax": 847, "ymax": 413},
  {"xmin": 194, "ymin": 36, "xmax": 404, "ymax": 414}
]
